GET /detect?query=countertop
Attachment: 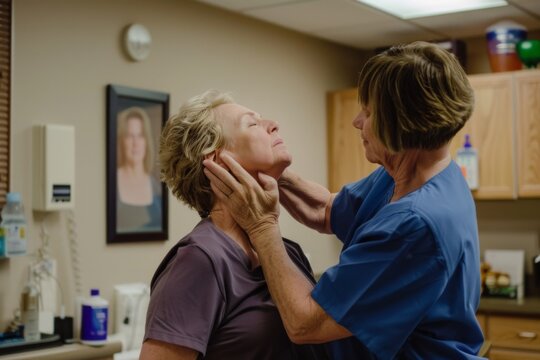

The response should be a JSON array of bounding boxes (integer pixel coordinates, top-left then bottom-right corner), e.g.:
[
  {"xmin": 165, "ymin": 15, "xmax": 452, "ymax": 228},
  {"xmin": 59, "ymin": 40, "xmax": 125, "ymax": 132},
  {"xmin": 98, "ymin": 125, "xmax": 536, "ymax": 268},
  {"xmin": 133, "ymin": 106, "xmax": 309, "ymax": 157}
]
[
  {"xmin": 478, "ymin": 296, "xmax": 540, "ymax": 316},
  {"xmin": 0, "ymin": 338, "xmax": 122, "ymax": 360}
]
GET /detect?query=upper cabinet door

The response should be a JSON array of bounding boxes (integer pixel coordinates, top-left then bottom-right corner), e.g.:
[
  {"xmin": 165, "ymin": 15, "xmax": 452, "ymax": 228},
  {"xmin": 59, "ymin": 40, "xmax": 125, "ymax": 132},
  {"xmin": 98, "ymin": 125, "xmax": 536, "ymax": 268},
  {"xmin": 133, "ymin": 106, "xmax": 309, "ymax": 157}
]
[
  {"xmin": 328, "ymin": 70, "xmax": 540, "ymax": 200},
  {"xmin": 327, "ymin": 89, "xmax": 378, "ymax": 193},
  {"xmin": 515, "ymin": 70, "xmax": 540, "ymax": 198},
  {"xmin": 451, "ymin": 73, "xmax": 516, "ymax": 199}
]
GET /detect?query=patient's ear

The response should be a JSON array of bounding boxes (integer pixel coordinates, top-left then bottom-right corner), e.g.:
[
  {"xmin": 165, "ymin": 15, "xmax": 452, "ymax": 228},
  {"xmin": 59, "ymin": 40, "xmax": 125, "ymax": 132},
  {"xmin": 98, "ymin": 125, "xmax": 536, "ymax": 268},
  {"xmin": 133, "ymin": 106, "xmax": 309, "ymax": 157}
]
[
  {"xmin": 204, "ymin": 150, "xmax": 227, "ymax": 168},
  {"xmin": 204, "ymin": 152, "xmax": 216, "ymax": 161}
]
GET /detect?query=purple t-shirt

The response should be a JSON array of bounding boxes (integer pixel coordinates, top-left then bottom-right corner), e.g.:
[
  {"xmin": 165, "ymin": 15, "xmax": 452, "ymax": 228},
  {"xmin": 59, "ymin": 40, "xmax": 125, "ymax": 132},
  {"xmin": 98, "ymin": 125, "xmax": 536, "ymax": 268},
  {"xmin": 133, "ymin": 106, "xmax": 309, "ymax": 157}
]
[{"xmin": 144, "ymin": 218, "xmax": 329, "ymax": 360}]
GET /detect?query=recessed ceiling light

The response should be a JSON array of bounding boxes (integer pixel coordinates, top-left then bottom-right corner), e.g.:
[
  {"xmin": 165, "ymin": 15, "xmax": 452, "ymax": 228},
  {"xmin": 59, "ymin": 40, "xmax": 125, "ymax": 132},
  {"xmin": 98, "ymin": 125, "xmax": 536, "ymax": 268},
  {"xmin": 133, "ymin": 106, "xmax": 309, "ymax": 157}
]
[{"xmin": 356, "ymin": 0, "xmax": 508, "ymax": 19}]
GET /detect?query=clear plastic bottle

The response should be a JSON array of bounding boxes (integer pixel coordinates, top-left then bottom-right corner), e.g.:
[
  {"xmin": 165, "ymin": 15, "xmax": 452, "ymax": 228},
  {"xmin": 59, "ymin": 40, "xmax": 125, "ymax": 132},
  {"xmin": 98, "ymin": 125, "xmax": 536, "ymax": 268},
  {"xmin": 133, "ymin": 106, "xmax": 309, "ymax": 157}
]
[
  {"xmin": 80, "ymin": 288, "xmax": 109, "ymax": 345},
  {"xmin": 1, "ymin": 192, "xmax": 27, "ymax": 256},
  {"xmin": 21, "ymin": 270, "xmax": 40, "ymax": 341},
  {"xmin": 455, "ymin": 134, "xmax": 479, "ymax": 190}
]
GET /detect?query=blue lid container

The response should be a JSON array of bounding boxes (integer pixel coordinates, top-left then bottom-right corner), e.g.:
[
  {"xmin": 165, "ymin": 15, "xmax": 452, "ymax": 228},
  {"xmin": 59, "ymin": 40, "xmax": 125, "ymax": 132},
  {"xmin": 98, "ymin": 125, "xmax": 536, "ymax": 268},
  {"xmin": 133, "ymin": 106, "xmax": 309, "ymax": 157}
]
[{"xmin": 486, "ymin": 21, "xmax": 527, "ymax": 72}]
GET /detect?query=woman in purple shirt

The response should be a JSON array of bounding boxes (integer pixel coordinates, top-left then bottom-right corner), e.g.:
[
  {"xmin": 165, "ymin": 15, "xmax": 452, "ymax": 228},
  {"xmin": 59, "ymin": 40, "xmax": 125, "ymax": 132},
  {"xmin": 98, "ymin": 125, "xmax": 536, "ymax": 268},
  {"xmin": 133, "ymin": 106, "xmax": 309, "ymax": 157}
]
[{"xmin": 140, "ymin": 90, "xmax": 330, "ymax": 360}]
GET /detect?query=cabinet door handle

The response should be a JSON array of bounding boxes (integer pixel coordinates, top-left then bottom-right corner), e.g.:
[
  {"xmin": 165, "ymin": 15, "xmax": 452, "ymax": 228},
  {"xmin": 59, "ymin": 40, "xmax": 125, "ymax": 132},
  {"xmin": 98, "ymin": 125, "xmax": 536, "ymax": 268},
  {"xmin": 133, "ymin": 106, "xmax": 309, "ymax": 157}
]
[{"xmin": 517, "ymin": 331, "xmax": 537, "ymax": 339}]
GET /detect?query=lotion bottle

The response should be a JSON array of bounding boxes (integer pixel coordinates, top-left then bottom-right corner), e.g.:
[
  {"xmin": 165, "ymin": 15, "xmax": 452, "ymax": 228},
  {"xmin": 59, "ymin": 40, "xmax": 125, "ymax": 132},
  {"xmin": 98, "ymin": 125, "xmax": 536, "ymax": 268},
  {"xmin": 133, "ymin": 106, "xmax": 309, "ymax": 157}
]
[
  {"xmin": 455, "ymin": 134, "xmax": 479, "ymax": 190},
  {"xmin": 80, "ymin": 288, "xmax": 108, "ymax": 345}
]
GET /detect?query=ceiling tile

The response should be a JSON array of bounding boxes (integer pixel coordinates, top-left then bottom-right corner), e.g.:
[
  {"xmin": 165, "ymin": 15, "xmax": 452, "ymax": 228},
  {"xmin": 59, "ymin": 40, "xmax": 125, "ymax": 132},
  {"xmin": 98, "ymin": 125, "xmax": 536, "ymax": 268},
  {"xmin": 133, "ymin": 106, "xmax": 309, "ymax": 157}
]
[
  {"xmin": 411, "ymin": 5, "xmax": 540, "ymax": 39},
  {"xmin": 197, "ymin": 0, "xmax": 311, "ymax": 12},
  {"xmin": 195, "ymin": 0, "xmax": 540, "ymax": 50},
  {"xmin": 310, "ymin": 21, "xmax": 440, "ymax": 50},
  {"xmin": 510, "ymin": 0, "xmax": 540, "ymax": 16},
  {"xmin": 244, "ymin": 0, "xmax": 400, "ymax": 32}
]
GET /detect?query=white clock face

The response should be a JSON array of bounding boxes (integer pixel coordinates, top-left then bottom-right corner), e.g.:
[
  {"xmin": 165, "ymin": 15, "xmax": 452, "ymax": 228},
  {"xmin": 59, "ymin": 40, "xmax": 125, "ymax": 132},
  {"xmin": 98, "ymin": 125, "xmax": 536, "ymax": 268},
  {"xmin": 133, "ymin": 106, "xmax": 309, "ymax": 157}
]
[{"xmin": 125, "ymin": 24, "xmax": 152, "ymax": 61}]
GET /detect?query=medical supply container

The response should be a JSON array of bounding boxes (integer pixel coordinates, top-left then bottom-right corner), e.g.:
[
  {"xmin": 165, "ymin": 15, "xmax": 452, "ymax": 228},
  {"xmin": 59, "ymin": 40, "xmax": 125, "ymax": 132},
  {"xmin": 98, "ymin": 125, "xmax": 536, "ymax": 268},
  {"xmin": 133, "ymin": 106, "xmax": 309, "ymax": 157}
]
[
  {"xmin": 486, "ymin": 20, "xmax": 527, "ymax": 72},
  {"xmin": 21, "ymin": 271, "xmax": 40, "ymax": 341},
  {"xmin": 80, "ymin": 288, "xmax": 109, "ymax": 345}
]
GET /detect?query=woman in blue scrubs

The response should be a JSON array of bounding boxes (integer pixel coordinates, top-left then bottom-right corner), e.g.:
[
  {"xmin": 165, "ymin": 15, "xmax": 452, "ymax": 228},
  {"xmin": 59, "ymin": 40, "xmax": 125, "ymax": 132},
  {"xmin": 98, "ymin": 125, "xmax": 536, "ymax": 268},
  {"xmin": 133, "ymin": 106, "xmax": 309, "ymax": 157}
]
[{"xmin": 203, "ymin": 41, "xmax": 485, "ymax": 359}]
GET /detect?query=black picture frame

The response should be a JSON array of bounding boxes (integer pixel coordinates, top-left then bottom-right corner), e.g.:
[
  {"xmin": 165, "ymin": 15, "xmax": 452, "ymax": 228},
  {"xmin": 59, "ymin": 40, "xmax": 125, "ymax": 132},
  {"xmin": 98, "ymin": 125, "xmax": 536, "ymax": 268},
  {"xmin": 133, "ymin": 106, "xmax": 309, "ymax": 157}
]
[{"xmin": 106, "ymin": 84, "xmax": 169, "ymax": 243}]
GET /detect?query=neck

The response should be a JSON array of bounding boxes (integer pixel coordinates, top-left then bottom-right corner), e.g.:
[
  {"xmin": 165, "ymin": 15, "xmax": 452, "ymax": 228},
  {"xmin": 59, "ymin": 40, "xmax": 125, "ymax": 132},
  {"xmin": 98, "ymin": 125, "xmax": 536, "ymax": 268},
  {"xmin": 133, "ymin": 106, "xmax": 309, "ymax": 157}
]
[
  {"xmin": 208, "ymin": 204, "xmax": 243, "ymax": 236},
  {"xmin": 121, "ymin": 162, "xmax": 146, "ymax": 176},
  {"xmin": 382, "ymin": 144, "xmax": 451, "ymax": 201}
]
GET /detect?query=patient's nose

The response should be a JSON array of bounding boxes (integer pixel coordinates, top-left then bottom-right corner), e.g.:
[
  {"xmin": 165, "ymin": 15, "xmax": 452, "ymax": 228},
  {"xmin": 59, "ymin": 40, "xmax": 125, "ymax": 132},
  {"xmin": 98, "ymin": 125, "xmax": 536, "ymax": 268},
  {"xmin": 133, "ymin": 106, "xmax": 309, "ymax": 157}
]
[{"xmin": 265, "ymin": 119, "xmax": 279, "ymax": 133}]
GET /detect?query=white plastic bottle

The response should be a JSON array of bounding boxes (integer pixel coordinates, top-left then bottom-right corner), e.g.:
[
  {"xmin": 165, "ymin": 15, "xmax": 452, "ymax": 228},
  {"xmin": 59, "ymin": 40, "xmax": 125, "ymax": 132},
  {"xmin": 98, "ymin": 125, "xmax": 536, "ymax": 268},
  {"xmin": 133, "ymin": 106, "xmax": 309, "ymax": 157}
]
[
  {"xmin": 80, "ymin": 288, "xmax": 109, "ymax": 345},
  {"xmin": 21, "ymin": 270, "xmax": 40, "ymax": 341},
  {"xmin": 1, "ymin": 192, "xmax": 27, "ymax": 256},
  {"xmin": 455, "ymin": 134, "xmax": 479, "ymax": 190}
]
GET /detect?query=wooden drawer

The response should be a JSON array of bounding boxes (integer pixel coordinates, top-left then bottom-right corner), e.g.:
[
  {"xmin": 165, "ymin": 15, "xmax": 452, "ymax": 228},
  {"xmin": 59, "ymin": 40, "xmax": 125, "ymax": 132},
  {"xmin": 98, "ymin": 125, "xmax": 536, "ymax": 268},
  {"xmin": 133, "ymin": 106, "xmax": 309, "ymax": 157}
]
[
  {"xmin": 489, "ymin": 315, "xmax": 540, "ymax": 351},
  {"xmin": 490, "ymin": 348, "xmax": 540, "ymax": 360}
]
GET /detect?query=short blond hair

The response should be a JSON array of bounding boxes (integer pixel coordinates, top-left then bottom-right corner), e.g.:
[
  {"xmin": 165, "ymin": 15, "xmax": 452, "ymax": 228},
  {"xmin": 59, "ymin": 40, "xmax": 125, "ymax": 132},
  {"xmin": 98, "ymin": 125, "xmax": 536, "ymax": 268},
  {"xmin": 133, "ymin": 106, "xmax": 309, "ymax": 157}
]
[
  {"xmin": 358, "ymin": 41, "xmax": 474, "ymax": 152},
  {"xmin": 117, "ymin": 107, "xmax": 154, "ymax": 173},
  {"xmin": 159, "ymin": 90, "xmax": 234, "ymax": 217}
]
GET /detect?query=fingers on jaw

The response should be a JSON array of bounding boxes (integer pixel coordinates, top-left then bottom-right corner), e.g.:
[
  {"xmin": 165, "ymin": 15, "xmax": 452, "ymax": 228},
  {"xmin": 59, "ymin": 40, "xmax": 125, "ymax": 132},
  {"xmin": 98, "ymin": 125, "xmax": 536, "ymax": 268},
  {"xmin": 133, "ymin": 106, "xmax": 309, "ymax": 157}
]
[
  {"xmin": 219, "ymin": 153, "xmax": 250, "ymax": 182},
  {"xmin": 204, "ymin": 168, "xmax": 232, "ymax": 197}
]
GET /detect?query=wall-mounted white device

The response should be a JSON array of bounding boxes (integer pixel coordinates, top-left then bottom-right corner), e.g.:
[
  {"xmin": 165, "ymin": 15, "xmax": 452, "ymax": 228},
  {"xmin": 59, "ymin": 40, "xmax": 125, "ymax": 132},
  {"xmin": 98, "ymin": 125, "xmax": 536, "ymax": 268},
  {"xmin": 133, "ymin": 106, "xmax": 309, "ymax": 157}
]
[{"xmin": 33, "ymin": 124, "xmax": 75, "ymax": 211}]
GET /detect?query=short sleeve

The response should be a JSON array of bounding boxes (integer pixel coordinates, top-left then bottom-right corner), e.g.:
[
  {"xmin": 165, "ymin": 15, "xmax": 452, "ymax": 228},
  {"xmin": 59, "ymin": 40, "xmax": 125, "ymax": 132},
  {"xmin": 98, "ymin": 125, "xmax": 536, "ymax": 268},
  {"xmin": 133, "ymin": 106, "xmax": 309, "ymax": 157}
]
[
  {"xmin": 330, "ymin": 167, "xmax": 384, "ymax": 241},
  {"xmin": 144, "ymin": 245, "xmax": 225, "ymax": 355},
  {"xmin": 313, "ymin": 211, "xmax": 449, "ymax": 359},
  {"xmin": 283, "ymin": 238, "xmax": 315, "ymax": 282}
]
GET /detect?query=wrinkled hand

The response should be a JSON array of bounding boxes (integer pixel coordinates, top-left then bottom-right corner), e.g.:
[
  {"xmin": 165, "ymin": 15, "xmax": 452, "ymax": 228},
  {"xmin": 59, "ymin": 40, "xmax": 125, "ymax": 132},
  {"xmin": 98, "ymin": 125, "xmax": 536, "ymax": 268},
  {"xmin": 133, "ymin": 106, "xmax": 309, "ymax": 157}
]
[{"xmin": 203, "ymin": 153, "xmax": 280, "ymax": 237}]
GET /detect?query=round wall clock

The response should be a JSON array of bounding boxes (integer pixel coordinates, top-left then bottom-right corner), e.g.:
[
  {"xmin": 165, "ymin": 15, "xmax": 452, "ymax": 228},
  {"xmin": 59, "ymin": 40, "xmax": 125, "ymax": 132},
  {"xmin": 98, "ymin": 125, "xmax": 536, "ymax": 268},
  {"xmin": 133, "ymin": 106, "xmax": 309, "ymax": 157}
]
[{"xmin": 124, "ymin": 23, "xmax": 152, "ymax": 61}]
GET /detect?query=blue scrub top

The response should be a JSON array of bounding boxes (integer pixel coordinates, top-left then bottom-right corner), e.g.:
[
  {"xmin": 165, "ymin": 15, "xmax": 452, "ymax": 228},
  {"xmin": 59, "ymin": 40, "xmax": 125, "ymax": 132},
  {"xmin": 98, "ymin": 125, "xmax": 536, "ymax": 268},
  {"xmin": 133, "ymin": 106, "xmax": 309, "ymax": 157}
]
[{"xmin": 312, "ymin": 162, "xmax": 484, "ymax": 359}]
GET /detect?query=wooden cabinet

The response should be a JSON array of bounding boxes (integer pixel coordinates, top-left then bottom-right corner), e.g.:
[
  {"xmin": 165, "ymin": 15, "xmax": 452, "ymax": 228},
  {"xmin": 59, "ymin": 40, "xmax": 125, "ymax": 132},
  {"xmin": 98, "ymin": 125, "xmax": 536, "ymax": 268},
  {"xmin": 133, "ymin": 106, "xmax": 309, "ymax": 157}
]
[
  {"xmin": 327, "ymin": 89, "xmax": 378, "ymax": 192},
  {"xmin": 490, "ymin": 350, "xmax": 540, "ymax": 360},
  {"xmin": 450, "ymin": 70, "xmax": 540, "ymax": 199},
  {"xmin": 481, "ymin": 313, "xmax": 540, "ymax": 359},
  {"xmin": 327, "ymin": 69, "xmax": 540, "ymax": 199},
  {"xmin": 515, "ymin": 71, "xmax": 540, "ymax": 197},
  {"xmin": 449, "ymin": 73, "xmax": 515, "ymax": 199}
]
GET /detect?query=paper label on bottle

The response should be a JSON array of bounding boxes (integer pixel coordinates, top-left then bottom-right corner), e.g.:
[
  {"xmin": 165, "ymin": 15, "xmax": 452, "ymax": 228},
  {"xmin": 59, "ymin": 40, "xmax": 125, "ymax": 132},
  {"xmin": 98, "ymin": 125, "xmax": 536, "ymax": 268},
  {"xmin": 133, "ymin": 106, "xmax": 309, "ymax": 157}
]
[
  {"xmin": 81, "ymin": 305, "xmax": 108, "ymax": 341},
  {"xmin": 22, "ymin": 309, "xmax": 40, "ymax": 341},
  {"xmin": 455, "ymin": 153, "xmax": 479, "ymax": 190},
  {"xmin": 3, "ymin": 224, "xmax": 27, "ymax": 255}
]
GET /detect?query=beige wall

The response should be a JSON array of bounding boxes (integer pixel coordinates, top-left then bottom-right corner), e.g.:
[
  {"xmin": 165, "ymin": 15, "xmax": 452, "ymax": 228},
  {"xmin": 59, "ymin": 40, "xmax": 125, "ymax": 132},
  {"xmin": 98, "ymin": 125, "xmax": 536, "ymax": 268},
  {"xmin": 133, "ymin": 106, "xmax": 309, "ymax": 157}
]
[{"xmin": 1, "ymin": 0, "xmax": 367, "ymax": 326}]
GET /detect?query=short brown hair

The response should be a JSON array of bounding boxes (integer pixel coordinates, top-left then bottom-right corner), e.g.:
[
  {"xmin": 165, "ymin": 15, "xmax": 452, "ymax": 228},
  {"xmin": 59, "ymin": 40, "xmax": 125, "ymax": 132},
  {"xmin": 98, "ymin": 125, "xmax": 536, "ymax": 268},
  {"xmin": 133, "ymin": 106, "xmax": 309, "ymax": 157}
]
[
  {"xmin": 117, "ymin": 107, "xmax": 154, "ymax": 173},
  {"xmin": 159, "ymin": 90, "xmax": 234, "ymax": 217},
  {"xmin": 358, "ymin": 41, "xmax": 474, "ymax": 152}
]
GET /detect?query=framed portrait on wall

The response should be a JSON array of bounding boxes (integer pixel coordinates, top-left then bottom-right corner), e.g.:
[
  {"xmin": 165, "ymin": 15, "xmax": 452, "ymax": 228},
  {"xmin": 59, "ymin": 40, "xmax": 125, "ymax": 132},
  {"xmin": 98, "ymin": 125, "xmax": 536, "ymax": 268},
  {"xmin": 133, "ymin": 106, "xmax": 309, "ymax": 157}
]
[{"xmin": 106, "ymin": 84, "xmax": 169, "ymax": 243}]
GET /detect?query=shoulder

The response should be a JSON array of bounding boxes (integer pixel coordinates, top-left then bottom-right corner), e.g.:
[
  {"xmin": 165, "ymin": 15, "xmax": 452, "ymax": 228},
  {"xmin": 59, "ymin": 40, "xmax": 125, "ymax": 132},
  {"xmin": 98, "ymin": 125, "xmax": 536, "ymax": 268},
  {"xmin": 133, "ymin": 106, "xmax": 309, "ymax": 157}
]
[
  {"xmin": 174, "ymin": 219, "xmax": 233, "ymax": 264},
  {"xmin": 410, "ymin": 163, "xmax": 477, "ymax": 241},
  {"xmin": 379, "ymin": 165, "xmax": 477, "ymax": 270},
  {"xmin": 335, "ymin": 166, "xmax": 391, "ymax": 208},
  {"xmin": 283, "ymin": 238, "xmax": 314, "ymax": 278},
  {"xmin": 150, "ymin": 219, "xmax": 229, "ymax": 288},
  {"xmin": 356, "ymin": 204, "xmax": 444, "ymax": 261},
  {"xmin": 343, "ymin": 166, "xmax": 388, "ymax": 193}
]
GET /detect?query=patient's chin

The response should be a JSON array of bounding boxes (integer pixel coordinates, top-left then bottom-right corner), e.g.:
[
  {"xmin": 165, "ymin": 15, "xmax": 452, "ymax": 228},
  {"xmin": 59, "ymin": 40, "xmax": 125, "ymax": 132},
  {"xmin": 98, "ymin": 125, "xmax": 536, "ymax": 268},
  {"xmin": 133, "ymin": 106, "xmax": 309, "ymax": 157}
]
[{"xmin": 267, "ymin": 159, "xmax": 292, "ymax": 180}]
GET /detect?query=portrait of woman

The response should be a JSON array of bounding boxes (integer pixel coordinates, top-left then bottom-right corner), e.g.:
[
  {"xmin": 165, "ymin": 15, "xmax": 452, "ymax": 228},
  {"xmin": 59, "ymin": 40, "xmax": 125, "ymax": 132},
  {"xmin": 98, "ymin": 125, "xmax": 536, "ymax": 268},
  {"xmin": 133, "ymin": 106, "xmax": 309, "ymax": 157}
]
[{"xmin": 116, "ymin": 106, "xmax": 162, "ymax": 233}]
